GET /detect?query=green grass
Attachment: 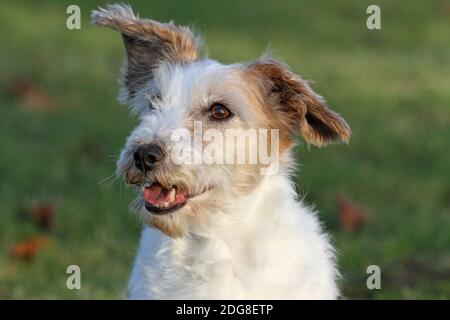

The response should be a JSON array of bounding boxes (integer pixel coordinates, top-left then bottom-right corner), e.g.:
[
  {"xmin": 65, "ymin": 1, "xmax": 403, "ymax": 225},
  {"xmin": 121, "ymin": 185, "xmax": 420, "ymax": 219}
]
[{"xmin": 0, "ymin": 0, "xmax": 449, "ymax": 299}]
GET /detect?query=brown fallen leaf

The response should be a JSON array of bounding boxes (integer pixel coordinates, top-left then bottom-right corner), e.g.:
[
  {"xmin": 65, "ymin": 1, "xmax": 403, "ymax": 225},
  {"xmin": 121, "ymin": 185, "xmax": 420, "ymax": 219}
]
[
  {"xmin": 335, "ymin": 194, "xmax": 372, "ymax": 232},
  {"xmin": 31, "ymin": 203, "xmax": 54, "ymax": 230},
  {"xmin": 8, "ymin": 78, "xmax": 56, "ymax": 111},
  {"xmin": 10, "ymin": 236, "xmax": 51, "ymax": 261}
]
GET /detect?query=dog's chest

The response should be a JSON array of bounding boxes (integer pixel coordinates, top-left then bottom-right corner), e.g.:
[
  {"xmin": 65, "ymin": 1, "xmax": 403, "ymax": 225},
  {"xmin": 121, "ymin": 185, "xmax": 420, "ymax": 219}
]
[
  {"xmin": 137, "ymin": 217, "xmax": 317, "ymax": 299},
  {"xmin": 155, "ymin": 235, "xmax": 297, "ymax": 299}
]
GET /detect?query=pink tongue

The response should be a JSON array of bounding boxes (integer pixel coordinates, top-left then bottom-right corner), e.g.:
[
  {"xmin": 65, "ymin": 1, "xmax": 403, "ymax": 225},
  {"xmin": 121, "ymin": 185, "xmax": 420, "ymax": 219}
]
[
  {"xmin": 143, "ymin": 183, "xmax": 187, "ymax": 205},
  {"xmin": 144, "ymin": 184, "xmax": 170, "ymax": 205}
]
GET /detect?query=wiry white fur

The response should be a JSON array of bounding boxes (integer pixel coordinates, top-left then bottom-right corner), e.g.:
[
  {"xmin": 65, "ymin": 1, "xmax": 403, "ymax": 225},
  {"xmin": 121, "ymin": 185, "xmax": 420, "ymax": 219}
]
[
  {"xmin": 127, "ymin": 170, "xmax": 339, "ymax": 299},
  {"xmin": 118, "ymin": 59, "xmax": 339, "ymax": 300}
]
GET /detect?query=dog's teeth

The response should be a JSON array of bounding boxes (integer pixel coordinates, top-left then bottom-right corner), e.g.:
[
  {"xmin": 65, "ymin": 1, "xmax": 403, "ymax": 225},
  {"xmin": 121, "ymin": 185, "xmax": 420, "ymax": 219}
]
[{"xmin": 169, "ymin": 188, "xmax": 176, "ymax": 202}]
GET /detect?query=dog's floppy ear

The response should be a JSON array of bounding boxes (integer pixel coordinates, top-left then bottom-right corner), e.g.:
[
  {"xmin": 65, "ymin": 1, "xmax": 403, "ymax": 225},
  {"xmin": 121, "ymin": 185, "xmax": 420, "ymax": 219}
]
[
  {"xmin": 91, "ymin": 4, "xmax": 201, "ymax": 102},
  {"xmin": 248, "ymin": 60, "xmax": 351, "ymax": 147}
]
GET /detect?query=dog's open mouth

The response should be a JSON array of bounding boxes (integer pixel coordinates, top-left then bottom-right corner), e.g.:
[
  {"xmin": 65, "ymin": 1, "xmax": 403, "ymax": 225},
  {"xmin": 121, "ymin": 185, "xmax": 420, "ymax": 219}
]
[
  {"xmin": 142, "ymin": 181, "xmax": 213, "ymax": 215},
  {"xmin": 143, "ymin": 182, "xmax": 188, "ymax": 215}
]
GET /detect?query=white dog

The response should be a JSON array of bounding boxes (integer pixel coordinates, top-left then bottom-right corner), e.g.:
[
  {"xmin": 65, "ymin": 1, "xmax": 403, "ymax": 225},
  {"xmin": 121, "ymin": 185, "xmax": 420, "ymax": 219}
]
[{"xmin": 92, "ymin": 4, "xmax": 351, "ymax": 299}]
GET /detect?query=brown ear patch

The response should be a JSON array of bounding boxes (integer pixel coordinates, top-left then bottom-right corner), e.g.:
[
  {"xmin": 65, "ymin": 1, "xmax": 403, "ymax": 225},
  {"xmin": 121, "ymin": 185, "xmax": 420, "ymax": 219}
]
[
  {"xmin": 248, "ymin": 60, "xmax": 351, "ymax": 147},
  {"xmin": 305, "ymin": 113, "xmax": 340, "ymax": 141},
  {"xmin": 91, "ymin": 4, "xmax": 201, "ymax": 101},
  {"xmin": 298, "ymin": 90, "xmax": 351, "ymax": 146}
]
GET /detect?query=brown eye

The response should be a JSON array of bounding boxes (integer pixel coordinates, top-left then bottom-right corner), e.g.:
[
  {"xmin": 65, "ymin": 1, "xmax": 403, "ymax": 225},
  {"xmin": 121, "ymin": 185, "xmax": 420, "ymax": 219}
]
[{"xmin": 209, "ymin": 103, "xmax": 233, "ymax": 121}]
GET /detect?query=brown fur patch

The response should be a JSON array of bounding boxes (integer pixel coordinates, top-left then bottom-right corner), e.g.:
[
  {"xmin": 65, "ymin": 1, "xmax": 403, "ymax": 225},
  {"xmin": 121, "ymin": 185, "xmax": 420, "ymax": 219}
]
[
  {"xmin": 246, "ymin": 60, "xmax": 351, "ymax": 147},
  {"xmin": 92, "ymin": 4, "xmax": 200, "ymax": 99},
  {"xmin": 146, "ymin": 215, "xmax": 184, "ymax": 238}
]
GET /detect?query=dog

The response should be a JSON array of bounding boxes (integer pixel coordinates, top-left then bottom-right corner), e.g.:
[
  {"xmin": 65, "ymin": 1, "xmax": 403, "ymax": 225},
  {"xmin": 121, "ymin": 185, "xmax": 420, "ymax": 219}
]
[{"xmin": 92, "ymin": 4, "xmax": 351, "ymax": 299}]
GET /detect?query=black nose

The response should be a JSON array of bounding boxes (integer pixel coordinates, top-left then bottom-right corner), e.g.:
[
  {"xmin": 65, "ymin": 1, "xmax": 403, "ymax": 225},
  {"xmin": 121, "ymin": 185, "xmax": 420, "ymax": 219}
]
[{"xmin": 133, "ymin": 144, "xmax": 164, "ymax": 172}]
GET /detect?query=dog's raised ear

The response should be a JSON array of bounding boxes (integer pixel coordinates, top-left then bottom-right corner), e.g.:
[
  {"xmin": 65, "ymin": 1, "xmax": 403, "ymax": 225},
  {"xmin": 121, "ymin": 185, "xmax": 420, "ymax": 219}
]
[
  {"xmin": 91, "ymin": 4, "xmax": 201, "ymax": 102},
  {"xmin": 248, "ymin": 60, "xmax": 351, "ymax": 147}
]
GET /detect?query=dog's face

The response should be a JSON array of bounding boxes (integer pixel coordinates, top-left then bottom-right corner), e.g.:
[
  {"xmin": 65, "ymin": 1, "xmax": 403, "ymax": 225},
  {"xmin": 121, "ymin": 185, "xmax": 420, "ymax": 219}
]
[{"xmin": 92, "ymin": 4, "xmax": 351, "ymax": 237}]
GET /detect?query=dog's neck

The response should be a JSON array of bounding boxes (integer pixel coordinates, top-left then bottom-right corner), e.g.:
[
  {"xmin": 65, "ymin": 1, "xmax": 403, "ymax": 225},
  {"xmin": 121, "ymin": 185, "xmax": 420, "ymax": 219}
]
[
  {"xmin": 172, "ymin": 169, "xmax": 299, "ymax": 265},
  {"xmin": 148, "ymin": 170, "xmax": 312, "ymax": 298}
]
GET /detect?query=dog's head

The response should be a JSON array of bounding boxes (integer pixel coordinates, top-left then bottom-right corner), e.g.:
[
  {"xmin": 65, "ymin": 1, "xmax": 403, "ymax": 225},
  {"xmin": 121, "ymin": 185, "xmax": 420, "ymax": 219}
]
[{"xmin": 92, "ymin": 4, "xmax": 351, "ymax": 237}]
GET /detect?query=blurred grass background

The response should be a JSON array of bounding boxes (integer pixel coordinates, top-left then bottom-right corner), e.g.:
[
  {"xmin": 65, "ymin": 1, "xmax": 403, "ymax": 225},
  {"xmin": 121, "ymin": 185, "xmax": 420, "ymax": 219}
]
[{"xmin": 0, "ymin": 0, "xmax": 449, "ymax": 299}]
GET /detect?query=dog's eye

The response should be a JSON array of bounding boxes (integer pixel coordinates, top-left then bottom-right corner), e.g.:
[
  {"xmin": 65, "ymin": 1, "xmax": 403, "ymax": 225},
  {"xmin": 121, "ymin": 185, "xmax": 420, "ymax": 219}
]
[{"xmin": 209, "ymin": 103, "xmax": 233, "ymax": 121}]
